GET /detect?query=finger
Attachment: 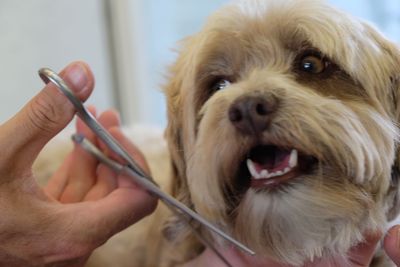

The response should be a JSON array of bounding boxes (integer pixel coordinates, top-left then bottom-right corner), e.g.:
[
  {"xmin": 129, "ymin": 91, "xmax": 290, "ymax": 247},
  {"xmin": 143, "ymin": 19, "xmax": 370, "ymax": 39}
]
[
  {"xmin": 384, "ymin": 225, "xmax": 400, "ymax": 264},
  {"xmin": 80, "ymin": 110, "xmax": 121, "ymax": 201},
  {"xmin": 44, "ymin": 153, "xmax": 74, "ymax": 199},
  {"xmin": 59, "ymin": 107, "xmax": 98, "ymax": 203},
  {"xmin": 82, "ymin": 111, "xmax": 134, "ymax": 200},
  {"xmin": 52, "ymin": 126, "xmax": 157, "ymax": 252},
  {"xmin": 83, "ymin": 164, "xmax": 118, "ymax": 201},
  {"xmin": 99, "ymin": 127, "xmax": 151, "ymax": 176},
  {"xmin": 0, "ymin": 62, "xmax": 94, "ymax": 176},
  {"xmin": 76, "ymin": 106, "xmax": 98, "ymax": 138},
  {"xmin": 347, "ymin": 232, "xmax": 381, "ymax": 266},
  {"xmin": 97, "ymin": 109, "xmax": 121, "ymax": 131},
  {"xmin": 66, "ymin": 185, "xmax": 157, "ymax": 248}
]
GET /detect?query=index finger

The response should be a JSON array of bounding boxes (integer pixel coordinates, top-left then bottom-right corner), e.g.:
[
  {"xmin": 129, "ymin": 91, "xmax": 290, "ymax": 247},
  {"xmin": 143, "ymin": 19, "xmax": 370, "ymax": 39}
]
[{"xmin": 98, "ymin": 127, "xmax": 151, "ymax": 177}]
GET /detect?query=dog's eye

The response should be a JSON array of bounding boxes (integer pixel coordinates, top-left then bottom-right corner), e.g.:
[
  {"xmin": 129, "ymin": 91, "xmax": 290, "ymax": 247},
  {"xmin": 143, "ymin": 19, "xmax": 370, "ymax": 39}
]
[
  {"xmin": 299, "ymin": 55, "xmax": 328, "ymax": 74},
  {"xmin": 211, "ymin": 78, "xmax": 231, "ymax": 91}
]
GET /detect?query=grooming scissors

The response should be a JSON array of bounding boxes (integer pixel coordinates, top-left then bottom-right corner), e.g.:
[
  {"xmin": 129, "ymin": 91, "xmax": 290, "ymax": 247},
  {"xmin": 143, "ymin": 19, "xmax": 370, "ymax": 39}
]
[{"xmin": 38, "ymin": 68, "xmax": 255, "ymax": 265}]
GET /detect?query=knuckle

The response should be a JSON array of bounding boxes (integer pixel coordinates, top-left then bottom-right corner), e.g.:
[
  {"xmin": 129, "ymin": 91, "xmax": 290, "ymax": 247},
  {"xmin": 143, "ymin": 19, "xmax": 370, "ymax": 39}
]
[{"xmin": 27, "ymin": 95, "xmax": 61, "ymax": 134}]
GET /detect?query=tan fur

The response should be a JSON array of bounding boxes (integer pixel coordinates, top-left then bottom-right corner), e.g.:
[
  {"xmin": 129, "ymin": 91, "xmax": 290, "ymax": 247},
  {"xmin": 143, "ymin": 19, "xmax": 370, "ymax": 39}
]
[
  {"xmin": 163, "ymin": 0, "xmax": 400, "ymax": 265},
  {"xmin": 34, "ymin": 0, "xmax": 400, "ymax": 266}
]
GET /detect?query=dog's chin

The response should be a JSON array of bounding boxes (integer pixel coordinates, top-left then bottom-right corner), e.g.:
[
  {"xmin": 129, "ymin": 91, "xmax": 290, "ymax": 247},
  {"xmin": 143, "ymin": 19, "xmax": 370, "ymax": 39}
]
[{"xmin": 233, "ymin": 144, "xmax": 317, "ymax": 193}]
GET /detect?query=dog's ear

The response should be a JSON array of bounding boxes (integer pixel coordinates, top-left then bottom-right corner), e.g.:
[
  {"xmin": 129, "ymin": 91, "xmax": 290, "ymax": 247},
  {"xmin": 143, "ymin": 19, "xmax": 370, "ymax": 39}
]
[
  {"xmin": 358, "ymin": 23, "xmax": 400, "ymax": 220},
  {"xmin": 161, "ymin": 38, "xmax": 201, "ymax": 251},
  {"xmin": 354, "ymin": 23, "xmax": 400, "ymax": 220},
  {"xmin": 383, "ymin": 41, "xmax": 400, "ymax": 220},
  {"xmin": 387, "ymin": 73, "xmax": 400, "ymax": 220}
]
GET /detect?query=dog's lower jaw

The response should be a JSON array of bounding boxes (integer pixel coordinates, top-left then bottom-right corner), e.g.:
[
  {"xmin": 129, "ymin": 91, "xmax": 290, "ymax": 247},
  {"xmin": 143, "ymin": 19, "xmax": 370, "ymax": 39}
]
[
  {"xmin": 187, "ymin": 174, "xmax": 386, "ymax": 266},
  {"xmin": 229, "ymin": 184, "xmax": 386, "ymax": 265},
  {"xmin": 188, "ymin": 167, "xmax": 387, "ymax": 265}
]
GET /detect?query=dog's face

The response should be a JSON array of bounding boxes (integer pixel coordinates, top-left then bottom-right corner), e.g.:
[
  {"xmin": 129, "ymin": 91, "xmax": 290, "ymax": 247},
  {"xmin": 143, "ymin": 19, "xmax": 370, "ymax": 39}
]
[{"xmin": 164, "ymin": 0, "xmax": 400, "ymax": 264}]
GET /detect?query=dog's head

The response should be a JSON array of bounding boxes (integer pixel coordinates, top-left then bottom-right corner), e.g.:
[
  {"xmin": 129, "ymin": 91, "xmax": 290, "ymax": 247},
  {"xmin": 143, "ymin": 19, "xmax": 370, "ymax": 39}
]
[{"xmin": 163, "ymin": 0, "xmax": 400, "ymax": 264}]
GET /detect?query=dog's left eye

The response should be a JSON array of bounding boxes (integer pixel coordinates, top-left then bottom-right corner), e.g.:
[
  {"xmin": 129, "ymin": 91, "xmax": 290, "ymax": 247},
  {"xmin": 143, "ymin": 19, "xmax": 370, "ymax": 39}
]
[
  {"xmin": 299, "ymin": 55, "xmax": 328, "ymax": 74},
  {"xmin": 211, "ymin": 78, "xmax": 231, "ymax": 91}
]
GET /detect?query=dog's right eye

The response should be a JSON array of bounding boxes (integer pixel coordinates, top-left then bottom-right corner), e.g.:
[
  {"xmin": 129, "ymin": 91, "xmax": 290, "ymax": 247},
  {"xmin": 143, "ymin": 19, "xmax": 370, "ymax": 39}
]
[{"xmin": 210, "ymin": 78, "xmax": 231, "ymax": 92}]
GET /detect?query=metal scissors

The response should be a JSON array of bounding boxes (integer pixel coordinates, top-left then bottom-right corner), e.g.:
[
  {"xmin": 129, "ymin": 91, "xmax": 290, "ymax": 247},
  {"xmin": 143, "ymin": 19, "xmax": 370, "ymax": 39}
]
[{"xmin": 38, "ymin": 68, "xmax": 255, "ymax": 266}]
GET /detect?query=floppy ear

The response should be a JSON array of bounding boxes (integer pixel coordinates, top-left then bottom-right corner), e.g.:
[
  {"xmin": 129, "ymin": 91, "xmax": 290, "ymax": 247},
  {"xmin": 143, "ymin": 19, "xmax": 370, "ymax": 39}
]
[
  {"xmin": 358, "ymin": 23, "xmax": 400, "ymax": 220},
  {"xmin": 384, "ymin": 48, "xmax": 400, "ymax": 221},
  {"xmin": 387, "ymin": 74, "xmax": 400, "ymax": 220},
  {"xmin": 161, "ymin": 38, "xmax": 204, "ymax": 259}
]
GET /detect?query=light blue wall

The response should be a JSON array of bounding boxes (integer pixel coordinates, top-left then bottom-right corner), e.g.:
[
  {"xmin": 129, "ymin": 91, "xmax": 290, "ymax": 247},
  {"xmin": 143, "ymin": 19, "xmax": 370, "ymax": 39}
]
[
  {"xmin": 328, "ymin": 0, "xmax": 400, "ymax": 40},
  {"xmin": 140, "ymin": 0, "xmax": 228, "ymax": 126}
]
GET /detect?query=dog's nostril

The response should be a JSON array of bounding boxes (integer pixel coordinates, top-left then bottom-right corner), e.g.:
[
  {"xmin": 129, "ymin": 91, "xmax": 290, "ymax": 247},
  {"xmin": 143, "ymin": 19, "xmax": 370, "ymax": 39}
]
[
  {"xmin": 255, "ymin": 103, "xmax": 268, "ymax": 116},
  {"xmin": 229, "ymin": 95, "xmax": 277, "ymax": 135},
  {"xmin": 229, "ymin": 107, "xmax": 243, "ymax": 122}
]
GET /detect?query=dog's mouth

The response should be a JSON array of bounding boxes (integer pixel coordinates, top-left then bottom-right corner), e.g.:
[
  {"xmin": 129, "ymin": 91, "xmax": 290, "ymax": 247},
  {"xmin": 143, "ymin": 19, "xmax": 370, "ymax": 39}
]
[{"xmin": 238, "ymin": 145, "xmax": 316, "ymax": 189}]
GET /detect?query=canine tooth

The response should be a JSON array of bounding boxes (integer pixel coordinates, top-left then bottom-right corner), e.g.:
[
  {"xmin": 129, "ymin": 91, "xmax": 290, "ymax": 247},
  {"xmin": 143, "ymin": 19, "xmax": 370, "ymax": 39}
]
[
  {"xmin": 283, "ymin": 167, "xmax": 290, "ymax": 174},
  {"xmin": 289, "ymin": 149, "xmax": 298, "ymax": 168},
  {"xmin": 247, "ymin": 159, "xmax": 260, "ymax": 179}
]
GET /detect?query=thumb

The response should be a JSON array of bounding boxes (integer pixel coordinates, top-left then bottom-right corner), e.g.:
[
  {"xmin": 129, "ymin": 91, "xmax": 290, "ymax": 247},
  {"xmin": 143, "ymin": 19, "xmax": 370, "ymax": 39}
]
[
  {"xmin": 384, "ymin": 225, "xmax": 400, "ymax": 265},
  {"xmin": 0, "ymin": 62, "xmax": 94, "ymax": 175},
  {"xmin": 347, "ymin": 232, "xmax": 381, "ymax": 266}
]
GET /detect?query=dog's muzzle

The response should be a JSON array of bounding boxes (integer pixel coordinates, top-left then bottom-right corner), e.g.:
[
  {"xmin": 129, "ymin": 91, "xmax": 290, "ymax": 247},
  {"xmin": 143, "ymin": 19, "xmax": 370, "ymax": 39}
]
[{"xmin": 229, "ymin": 94, "xmax": 316, "ymax": 189}]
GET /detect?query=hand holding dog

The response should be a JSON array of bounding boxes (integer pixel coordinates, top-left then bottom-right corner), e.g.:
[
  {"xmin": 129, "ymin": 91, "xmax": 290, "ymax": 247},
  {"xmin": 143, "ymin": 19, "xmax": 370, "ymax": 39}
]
[
  {"xmin": 184, "ymin": 231, "xmax": 397, "ymax": 266},
  {"xmin": 0, "ymin": 62, "xmax": 156, "ymax": 266}
]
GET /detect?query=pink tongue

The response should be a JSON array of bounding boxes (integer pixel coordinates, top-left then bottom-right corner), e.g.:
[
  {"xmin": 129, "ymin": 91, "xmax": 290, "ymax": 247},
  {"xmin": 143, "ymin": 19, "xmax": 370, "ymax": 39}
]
[{"xmin": 253, "ymin": 150, "xmax": 291, "ymax": 174}]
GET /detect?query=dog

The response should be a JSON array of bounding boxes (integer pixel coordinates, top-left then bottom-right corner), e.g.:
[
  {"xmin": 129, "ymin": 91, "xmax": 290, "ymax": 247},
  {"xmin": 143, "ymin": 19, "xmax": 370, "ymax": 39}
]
[
  {"xmin": 35, "ymin": 0, "xmax": 400, "ymax": 266},
  {"xmin": 158, "ymin": 0, "xmax": 400, "ymax": 265}
]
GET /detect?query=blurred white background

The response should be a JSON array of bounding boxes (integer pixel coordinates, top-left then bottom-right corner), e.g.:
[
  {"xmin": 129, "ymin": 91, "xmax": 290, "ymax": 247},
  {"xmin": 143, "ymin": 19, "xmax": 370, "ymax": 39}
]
[{"xmin": 0, "ymin": 0, "xmax": 399, "ymax": 127}]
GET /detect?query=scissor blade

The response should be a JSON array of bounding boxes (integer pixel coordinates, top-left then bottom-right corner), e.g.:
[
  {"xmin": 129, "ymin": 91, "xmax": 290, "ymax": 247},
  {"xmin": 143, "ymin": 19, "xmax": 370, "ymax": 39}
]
[{"xmin": 39, "ymin": 67, "xmax": 255, "ymax": 256}]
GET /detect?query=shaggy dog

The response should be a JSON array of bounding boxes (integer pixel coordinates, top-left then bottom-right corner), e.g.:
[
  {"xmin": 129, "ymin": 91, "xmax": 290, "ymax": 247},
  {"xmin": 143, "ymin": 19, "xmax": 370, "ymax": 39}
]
[
  {"xmin": 35, "ymin": 0, "xmax": 400, "ymax": 266},
  {"xmin": 159, "ymin": 0, "xmax": 400, "ymax": 265}
]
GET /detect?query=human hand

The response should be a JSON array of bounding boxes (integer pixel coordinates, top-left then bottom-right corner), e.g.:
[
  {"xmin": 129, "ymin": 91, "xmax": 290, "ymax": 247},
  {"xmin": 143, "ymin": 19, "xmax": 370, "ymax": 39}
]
[
  {"xmin": 0, "ymin": 62, "xmax": 157, "ymax": 266},
  {"xmin": 183, "ymin": 232, "xmax": 382, "ymax": 267},
  {"xmin": 45, "ymin": 107, "xmax": 151, "ymax": 203},
  {"xmin": 384, "ymin": 225, "xmax": 400, "ymax": 265}
]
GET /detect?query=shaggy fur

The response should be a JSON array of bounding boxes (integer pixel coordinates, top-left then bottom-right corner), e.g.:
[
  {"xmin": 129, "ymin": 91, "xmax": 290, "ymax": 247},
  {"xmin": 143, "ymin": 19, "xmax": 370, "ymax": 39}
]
[
  {"xmin": 161, "ymin": 0, "xmax": 400, "ymax": 265},
  {"xmin": 35, "ymin": 0, "xmax": 400, "ymax": 266}
]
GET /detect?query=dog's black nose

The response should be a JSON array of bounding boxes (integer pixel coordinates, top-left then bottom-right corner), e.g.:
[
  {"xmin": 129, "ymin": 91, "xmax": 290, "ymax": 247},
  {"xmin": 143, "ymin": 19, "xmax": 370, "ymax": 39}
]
[{"xmin": 228, "ymin": 95, "xmax": 277, "ymax": 135}]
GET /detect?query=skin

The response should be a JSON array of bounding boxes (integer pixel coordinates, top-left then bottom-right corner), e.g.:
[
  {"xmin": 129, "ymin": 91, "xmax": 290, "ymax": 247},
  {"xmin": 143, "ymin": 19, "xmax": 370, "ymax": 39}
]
[
  {"xmin": 0, "ymin": 61, "xmax": 157, "ymax": 266},
  {"xmin": 0, "ymin": 61, "xmax": 398, "ymax": 266},
  {"xmin": 183, "ymin": 232, "xmax": 399, "ymax": 267}
]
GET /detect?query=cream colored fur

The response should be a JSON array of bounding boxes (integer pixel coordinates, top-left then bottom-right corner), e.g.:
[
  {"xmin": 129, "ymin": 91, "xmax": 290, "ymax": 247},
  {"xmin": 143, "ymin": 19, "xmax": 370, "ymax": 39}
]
[
  {"xmin": 34, "ymin": 0, "xmax": 400, "ymax": 266},
  {"xmin": 162, "ymin": 0, "xmax": 400, "ymax": 265}
]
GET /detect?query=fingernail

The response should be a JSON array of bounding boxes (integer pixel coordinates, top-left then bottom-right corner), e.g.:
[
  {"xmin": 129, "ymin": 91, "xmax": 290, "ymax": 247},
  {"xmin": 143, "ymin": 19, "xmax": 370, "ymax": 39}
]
[{"xmin": 64, "ymin": 63, "xmax": 89, "ymax": 93}]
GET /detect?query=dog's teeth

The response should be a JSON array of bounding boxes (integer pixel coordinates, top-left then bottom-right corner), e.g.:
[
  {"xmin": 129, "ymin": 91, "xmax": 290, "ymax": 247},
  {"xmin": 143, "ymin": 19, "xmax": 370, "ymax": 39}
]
[
  {"xmin": 247, "ymin": 159, "xmax": 260, "ymax": 179},
  {"xmin": 289, "ymin": 149, "xmax": 298, "ymax": 168},
  {"xmin": 248, "ymin": 154, "xmax": 297, "ymax": 180},
  {"xmin": 268, "ymin": 170, "xmax": 284, "ymax": 178},
  {"xmin": 260, "ymin": 169, "xmax": 269, "ymax": 178}
]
